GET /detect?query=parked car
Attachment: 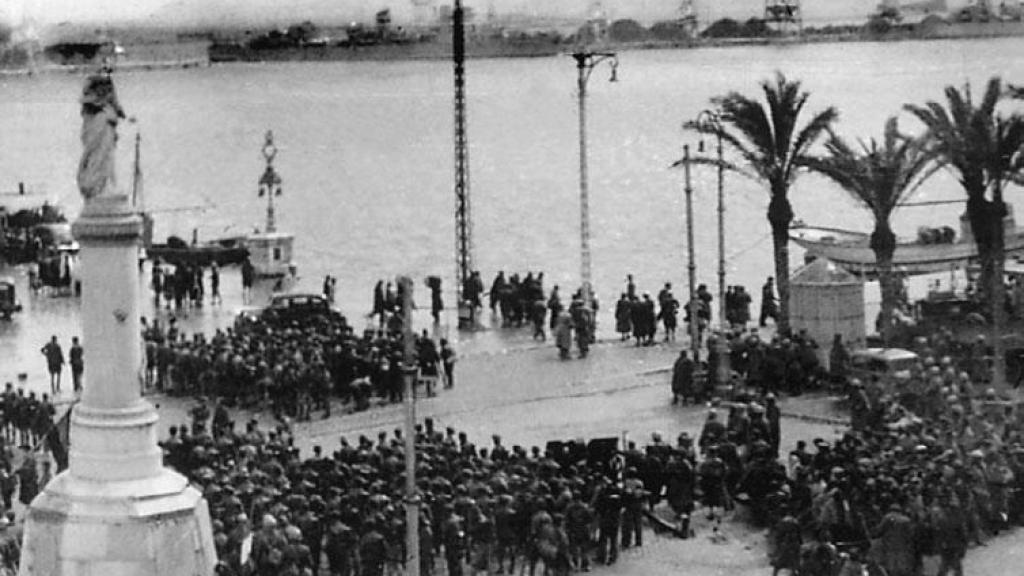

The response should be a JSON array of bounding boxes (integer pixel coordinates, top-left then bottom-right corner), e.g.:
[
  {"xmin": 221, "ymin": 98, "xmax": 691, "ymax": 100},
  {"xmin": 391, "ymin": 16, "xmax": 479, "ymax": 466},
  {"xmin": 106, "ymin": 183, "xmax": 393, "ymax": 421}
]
[
  {"xmin": 848, "ymin": 348, "xmax": 919, "ymax": 385},
  {"xmin": 260, "ymin": 293, "xmax": 343, "ymax": 326},
  {"xmin": 0, "ymin": 277, "xmax": 22, "ymax": 320}
]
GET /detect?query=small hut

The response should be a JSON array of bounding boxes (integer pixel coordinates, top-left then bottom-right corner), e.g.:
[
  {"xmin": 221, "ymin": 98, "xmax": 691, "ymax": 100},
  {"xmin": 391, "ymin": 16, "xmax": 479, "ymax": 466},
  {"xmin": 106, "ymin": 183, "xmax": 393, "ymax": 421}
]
[{"xmin": 790, "ymin": 258, "xmax": 865, "ymax": 367}]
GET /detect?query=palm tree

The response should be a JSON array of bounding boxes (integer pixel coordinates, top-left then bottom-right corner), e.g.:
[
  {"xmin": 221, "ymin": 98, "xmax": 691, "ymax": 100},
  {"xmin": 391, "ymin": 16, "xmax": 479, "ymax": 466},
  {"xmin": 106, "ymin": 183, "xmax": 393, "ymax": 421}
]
[
  {"xmin": 905, "ymin": 77, "xmax": 1024, "ymax": 390},
  {"xmin": 804, "ymin": 118, "xmax": 937, "ymax": 344},
  {"xmin": 683, "ymin": 72, "xmax": 838, "ymax": 335}
]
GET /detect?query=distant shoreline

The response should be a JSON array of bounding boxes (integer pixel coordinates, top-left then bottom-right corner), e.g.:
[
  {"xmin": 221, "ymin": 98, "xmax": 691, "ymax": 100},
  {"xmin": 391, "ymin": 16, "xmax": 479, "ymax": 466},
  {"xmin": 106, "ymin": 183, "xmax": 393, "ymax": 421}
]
[{"xmin": 4, "ymin": 23, "xmax": 1024, "ymax": 76}]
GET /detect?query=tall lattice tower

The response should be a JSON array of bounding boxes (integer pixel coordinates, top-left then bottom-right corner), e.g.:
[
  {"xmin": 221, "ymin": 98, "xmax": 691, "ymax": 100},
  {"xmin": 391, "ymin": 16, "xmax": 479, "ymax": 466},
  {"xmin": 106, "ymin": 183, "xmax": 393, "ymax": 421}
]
[
  {"xmin": 453, "ymin": 0, "xmax": 474, "ymax": 310},
  {"xmin": 764, "ymin": 0, "xmax": 803, "ymax": 33}
]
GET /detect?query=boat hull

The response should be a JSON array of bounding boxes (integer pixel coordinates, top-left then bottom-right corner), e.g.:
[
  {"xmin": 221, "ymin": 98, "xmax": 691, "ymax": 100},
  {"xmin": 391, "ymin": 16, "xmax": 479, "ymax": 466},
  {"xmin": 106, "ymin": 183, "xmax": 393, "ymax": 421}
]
[
  {"xmin": 790, "ymin": 225, "xmax": 1024, "ymax": 277},
  {"xmin": 145, "ymin": 245, "xmax": 249, "ymax": 267}
]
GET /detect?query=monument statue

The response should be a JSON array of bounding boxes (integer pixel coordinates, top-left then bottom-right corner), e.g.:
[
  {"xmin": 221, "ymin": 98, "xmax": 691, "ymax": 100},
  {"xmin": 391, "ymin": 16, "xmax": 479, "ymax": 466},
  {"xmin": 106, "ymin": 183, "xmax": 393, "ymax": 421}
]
[{"xmin": 76, "ymin": 71, "xmax": 125, "ymax": 200}]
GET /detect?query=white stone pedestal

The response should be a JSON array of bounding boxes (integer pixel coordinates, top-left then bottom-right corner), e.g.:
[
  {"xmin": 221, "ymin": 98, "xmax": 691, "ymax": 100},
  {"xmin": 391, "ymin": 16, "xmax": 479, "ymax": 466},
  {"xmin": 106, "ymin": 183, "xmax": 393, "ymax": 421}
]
[
  {"xmin": 19, "ymin": 195, "xmax": 217, "ymax": 576},
  {"xmin": 247, "ymin": 231, "xmax": 294, "ymax": 278}
]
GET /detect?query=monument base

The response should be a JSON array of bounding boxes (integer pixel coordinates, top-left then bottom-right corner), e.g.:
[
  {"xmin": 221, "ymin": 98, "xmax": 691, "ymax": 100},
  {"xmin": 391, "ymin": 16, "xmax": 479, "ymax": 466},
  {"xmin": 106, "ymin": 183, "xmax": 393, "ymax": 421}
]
[{"xmin": 18, "ymin": 469, "xmax": 217, "ymax": 576}]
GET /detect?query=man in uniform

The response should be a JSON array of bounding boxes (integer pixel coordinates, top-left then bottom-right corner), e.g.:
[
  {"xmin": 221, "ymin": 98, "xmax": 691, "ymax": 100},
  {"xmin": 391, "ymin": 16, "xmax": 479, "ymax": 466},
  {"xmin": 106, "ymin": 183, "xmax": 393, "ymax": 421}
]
[
  {"xmin": 593, "ymin": 477, "xmax": 622, "ymax": 565},
  {"xmin": 442, "ymin": 506, "xmax": 466, "ymax": 576},
  {"xmin": 620, "ymin": 467, "xmax": 646, "ymax": 549},
  {"xmin": 69, "ymin": 337, "xmax": 84, "ymax": 394},
  {"xmin": 564, "ymin": 492, "xmax": 593, "ymax": 572}
]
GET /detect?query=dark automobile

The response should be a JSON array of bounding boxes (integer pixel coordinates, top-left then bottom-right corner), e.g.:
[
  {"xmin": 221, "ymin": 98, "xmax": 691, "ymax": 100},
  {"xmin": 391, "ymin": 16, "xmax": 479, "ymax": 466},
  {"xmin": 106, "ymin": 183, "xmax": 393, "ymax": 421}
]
[
  {"xmin": 0, "ymin": 277, "xmax": 22, "ymax": 319},
  {"xmin": 261, "ymin": 293, "xmax": 343, "ymax": 326}
]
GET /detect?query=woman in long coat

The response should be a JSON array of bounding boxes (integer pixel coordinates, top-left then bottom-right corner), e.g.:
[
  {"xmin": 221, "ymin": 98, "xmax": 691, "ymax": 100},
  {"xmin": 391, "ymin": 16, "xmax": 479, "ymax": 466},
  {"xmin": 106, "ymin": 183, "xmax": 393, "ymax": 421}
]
[
  {"xmin": 554, "ymin": 311, "xmax": 573, "ymax": 360},
  {"xmin": 614, "ymin": 294, "xmax": 632, "ymax": 340}
]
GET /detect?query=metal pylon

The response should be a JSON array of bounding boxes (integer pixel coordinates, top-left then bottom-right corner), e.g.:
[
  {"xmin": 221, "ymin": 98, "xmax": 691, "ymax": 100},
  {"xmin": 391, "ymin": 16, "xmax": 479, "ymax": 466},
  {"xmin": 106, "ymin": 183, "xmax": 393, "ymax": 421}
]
[{"xmin": 453, "ymin": 0, "xmax": 473, "ymax": 304}]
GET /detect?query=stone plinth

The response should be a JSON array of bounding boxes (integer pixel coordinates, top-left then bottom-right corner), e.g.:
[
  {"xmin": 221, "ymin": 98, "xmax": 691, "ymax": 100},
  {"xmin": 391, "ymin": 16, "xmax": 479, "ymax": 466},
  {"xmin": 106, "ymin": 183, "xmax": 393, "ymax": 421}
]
[
  {"xmin": 19, "ymin": 195, "xmax": 217, "ymax": 576},
  {"xmin": 247, "ymin": 231, "xmax": 294, "ymax": 278}
]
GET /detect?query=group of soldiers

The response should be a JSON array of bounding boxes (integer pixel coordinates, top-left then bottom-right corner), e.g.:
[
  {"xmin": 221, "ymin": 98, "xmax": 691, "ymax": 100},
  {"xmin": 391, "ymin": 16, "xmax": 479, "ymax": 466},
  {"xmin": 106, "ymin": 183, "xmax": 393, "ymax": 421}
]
[
  {"xmin": 142, "ymin": 307, "xmax": 456, "ymax": 420},
  {"xmin": 164, "ymin": 402, "xmax": 797, "ymax": 576},
  {"xmin": 0, "ymin": 384, "xmax": 56, "ymax": 452},
  {"xmin": 765, "ymin": 331, "xmax": 1024, "ymax": 576}
]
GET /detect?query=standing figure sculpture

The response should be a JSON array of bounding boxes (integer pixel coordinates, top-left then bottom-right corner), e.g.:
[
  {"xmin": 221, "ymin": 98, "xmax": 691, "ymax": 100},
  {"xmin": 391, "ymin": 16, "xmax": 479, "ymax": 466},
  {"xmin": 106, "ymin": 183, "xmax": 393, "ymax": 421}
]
[{"xmin": 77, "ymin": 70, "xmax": 126, "ymax": 200}]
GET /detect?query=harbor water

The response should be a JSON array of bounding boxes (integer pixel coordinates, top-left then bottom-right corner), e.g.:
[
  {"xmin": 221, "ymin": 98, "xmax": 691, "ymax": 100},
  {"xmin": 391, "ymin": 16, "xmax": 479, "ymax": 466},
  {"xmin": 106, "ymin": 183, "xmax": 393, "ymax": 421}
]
[{"xmin": 1, "ymin": 37, "xmax": 1023, "ymax": 389}]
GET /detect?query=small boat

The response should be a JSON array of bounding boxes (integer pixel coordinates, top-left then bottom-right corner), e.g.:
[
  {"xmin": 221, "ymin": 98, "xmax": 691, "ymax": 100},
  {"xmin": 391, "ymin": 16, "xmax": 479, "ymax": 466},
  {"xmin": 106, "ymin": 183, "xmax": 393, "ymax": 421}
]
[
  {"xmin": 790, "ymin": 209, "xmax": 1024, "ymax": 278},
  {"xmin": 145, "ymin": 234, "xmax": 249, "ymax": 267}
]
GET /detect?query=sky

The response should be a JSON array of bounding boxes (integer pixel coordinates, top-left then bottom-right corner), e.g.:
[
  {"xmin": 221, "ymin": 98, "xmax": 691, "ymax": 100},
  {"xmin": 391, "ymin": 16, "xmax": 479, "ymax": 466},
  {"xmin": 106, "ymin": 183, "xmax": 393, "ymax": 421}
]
[{"xmin": 2, "ymin": 0, "xmax": 969, "ymax": 29}]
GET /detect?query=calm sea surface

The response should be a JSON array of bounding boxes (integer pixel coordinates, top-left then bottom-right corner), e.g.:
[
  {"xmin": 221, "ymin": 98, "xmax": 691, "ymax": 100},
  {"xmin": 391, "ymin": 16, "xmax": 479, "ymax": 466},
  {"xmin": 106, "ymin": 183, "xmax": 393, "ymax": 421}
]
[{"xmin": 1, "ymin": 37, "xmax": 1023, "ymax": 342}]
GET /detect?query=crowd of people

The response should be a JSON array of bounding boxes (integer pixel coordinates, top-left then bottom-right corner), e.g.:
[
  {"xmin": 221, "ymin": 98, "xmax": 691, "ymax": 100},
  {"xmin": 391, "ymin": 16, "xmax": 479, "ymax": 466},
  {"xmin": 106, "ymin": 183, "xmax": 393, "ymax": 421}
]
[
  {"xmin": 150, "ymin": 260, "xmax": 221, "ymax": 311},
  {"xmin": 167, "ymin": 391, "xmax": 800, "ymax": 576},
  {"xmin": 761, "ymin": 332, "xmax": 1024, "ymax": 576},
  {"xmin": 142, "ymin": 304, "xmax": 457, "ymax": 419}
]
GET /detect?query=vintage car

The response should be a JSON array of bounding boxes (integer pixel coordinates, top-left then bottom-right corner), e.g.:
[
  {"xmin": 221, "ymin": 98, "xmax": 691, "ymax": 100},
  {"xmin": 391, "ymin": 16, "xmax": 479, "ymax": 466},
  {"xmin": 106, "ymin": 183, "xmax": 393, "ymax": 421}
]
[
  {"xmin": 0, "ymin": 277, "xmax": 22, "ymax": 319},
  {"xmin": 259, "ymin": 293, "xmax": 344, "ymax": 327},
  {"xmin": 848, "ymin": 347, "xmax": 920, "ymax": 384}
]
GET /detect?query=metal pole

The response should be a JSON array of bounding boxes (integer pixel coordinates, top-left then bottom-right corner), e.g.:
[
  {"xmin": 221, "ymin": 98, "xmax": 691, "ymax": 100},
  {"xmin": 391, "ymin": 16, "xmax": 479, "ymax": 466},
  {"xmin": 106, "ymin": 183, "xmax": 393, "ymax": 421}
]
[
  {"xmin": 576, "ymin": 56, "xmax": 592, "ymax": 310},
  {"xmin": 398, "ymin": 275, "xmax": 420, "ymax": 576},
  {"xmin": 684, "ymin": 145, "xmax": 699, "ymax": 362},
  {"xmin": 716, "ymin": 131, "xmax": 726, "ymax": 331}
]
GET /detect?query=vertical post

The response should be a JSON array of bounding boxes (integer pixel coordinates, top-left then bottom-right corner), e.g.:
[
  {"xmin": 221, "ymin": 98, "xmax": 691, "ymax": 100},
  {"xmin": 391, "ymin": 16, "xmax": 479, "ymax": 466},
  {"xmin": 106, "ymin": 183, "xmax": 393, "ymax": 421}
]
[
  {"xmin": 453, "ymin": 0, "xmax": 473, "ymax": 319},
  {"xmin": 576, "ymin": 55, "xmax": 592, "ymax": 310},
  {"xmin": 684, "ymin": 145, "xmax": 700, "ymax": 362},
  {"xmin": 716, "ymin": 132, "xmax": 726, "ymax": 330},
  {"xmin": 399, "ymin": 275, "xmax": 420, "ymax": 576}
]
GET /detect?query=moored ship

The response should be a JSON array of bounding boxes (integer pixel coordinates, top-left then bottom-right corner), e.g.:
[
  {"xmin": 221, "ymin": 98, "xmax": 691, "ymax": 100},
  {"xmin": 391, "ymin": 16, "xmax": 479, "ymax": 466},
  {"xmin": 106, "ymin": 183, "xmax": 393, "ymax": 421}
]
[{"xmin": 208, "ymin": 10, "xmax": 567, "ymax": 63}]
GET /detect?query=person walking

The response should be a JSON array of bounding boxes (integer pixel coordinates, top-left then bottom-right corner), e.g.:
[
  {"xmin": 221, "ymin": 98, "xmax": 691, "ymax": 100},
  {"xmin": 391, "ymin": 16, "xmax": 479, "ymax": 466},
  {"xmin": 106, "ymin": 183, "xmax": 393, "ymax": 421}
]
[
  {"xmin": 241, "ymin": 258, "xmax": 255, "ymax": 304},
  {"xmin": 69, "ymin": 337, "xmax": 84, "ymax": 394},
  {"xmin": 760, "ymin": 277, "xmax": 778, "ymax": 328},
  {"xmin": 440, "ymin": 339, "xmax": 456, "ymax": 389},
  {"xmin": 40, "ymin": 336, "xmax": 64, "ymax": 396},
  {"xmin": 209, "ymin": 262, "xmax": 221, "ymax": 304}
]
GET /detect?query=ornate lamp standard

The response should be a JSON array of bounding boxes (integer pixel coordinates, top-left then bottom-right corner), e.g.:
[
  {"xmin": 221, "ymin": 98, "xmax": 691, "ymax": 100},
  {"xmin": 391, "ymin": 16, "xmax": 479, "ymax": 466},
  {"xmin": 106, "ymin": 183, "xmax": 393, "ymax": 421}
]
[
  {"xmin": 570, "ymin": 50, "xmax": 618, "ymax": 311},
  {"xmin": 258, "ymin": 130, "xmax": 282, "ymax": 234}
]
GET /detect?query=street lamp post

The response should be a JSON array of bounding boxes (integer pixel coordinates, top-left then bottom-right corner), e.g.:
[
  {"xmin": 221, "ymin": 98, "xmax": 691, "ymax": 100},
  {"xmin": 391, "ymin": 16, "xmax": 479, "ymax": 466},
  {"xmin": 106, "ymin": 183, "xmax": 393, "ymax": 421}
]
[
  {"xmin": 571, "ymin": 50, "xmax": 618, "ymax": 312},
  {"xmin": 397, "ymin": 275, "xmax": 420, "ymax": 576},
  {"xmin": 682, "ymin": 144, "xmax": 700, "ymax": 362},
  {"xmin": 696, "ymin": 110, "xmax": 726, "ymax": 330},
  {"xmin": 696, "ymin": 110, "xmax": 731, "ymax": 387}
]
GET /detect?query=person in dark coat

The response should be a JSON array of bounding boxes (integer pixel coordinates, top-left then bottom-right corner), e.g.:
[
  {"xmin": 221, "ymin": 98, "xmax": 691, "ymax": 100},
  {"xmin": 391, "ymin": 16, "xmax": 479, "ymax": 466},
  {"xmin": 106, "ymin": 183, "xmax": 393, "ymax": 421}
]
[
  {"xmin": 40, "ymin": 336, "xmax": 64, "ymax": 396},
  {"xmin": 16, "ymin": 457, "xmax": 37, "ymax": 507},
  {"xmin": 325, "ymin": 519, "xmax": 358, "ymax": 576},
  {"xmin": 614, "ymin": 294, "xmax": 632, "ymax": 341},
  {"xmin": 359, "ymin": 520, "xmax": 388, "ymax": 576},
  {"xmin": 933, "ymin": 495, "xmax": 967, "ymax": 576},
  {"xmin": 547, "ymin": 286, "xmax": 563, "ymax": 331},
  {"xmin": 69, "ymin": 337, "xmax": 84, "ymax": 394},
  {"xmin": 872, "ymin": 504, "xmax": 917, "ymax": 576},
  {"xmin": 671, "ymin": 351, "xmax": 694, "ymax": 405},
  {"xmin": 593, "ymin": 478, "xmax": 622, "ymax": 565},
  {"xmin": 564, "ymin": 494, "xmax": 593, "ymax": 572},
  {"xmin": 697, "ymin": 447, "xmax": 727, "ymax": 515},
  {"xmin": 770, "ymin": 513, "xmax": 802, "ymax": 576},
  {"xmin": 664, "ymin": 453, "xmax": 694, "ymax": 537},
  {"xmin": 759, "ymin": 276, "xmax": 778, "ymax": 328}
]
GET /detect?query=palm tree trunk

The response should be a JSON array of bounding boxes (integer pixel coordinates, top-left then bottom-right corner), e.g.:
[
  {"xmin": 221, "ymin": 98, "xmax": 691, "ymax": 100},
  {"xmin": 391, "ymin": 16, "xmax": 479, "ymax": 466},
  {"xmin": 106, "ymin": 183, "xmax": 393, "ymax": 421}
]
[
  {"xmin": 968, "ymin": 192, "xmax": 1008, "ymax": 392},
  {"xmin": 871, "ymin": 224, "xmax": 897, "ymax": 346},
  {"xmin": 768, "ymin": 191, "xmax": 793, "ymax": 336}
]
